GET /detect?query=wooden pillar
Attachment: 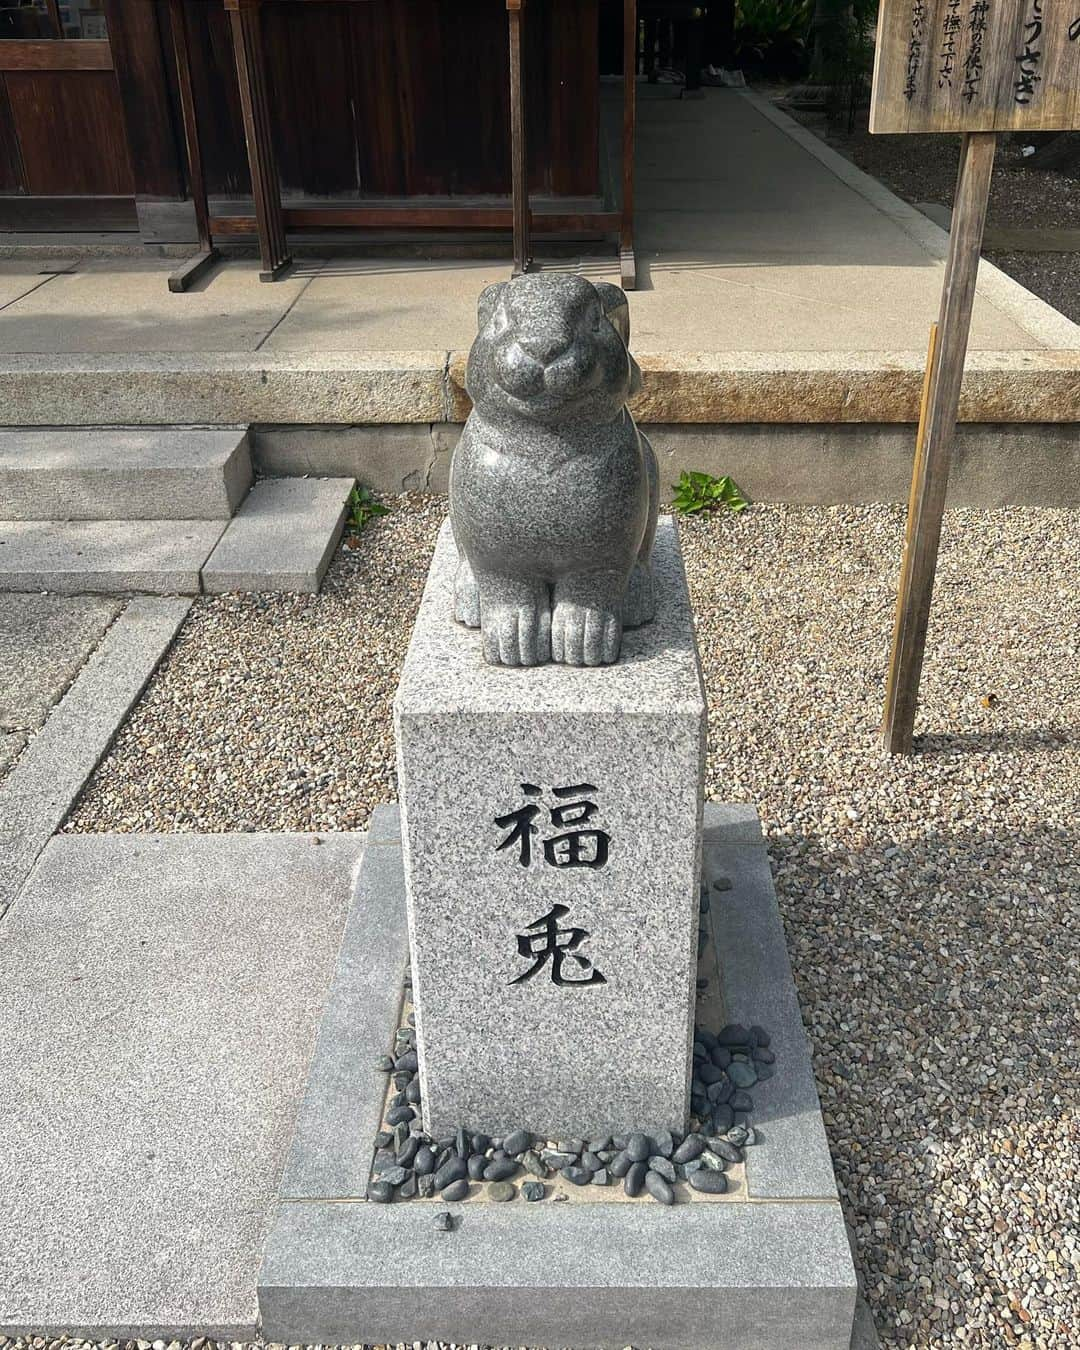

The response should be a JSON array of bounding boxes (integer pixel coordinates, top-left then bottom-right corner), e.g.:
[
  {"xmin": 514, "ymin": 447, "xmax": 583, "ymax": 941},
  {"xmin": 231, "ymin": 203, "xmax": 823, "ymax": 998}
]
[
  {"xmin": 44, "ymin": 0, "xmax": 64, "ymax": 38},
  {"xmin": 620, "ymin": 0, "xmax": 636, "ymax": 289},
  {"xmin": 166, "ymin": 0, "xmax": 220, "ymax": 292},
  {"xmin": 507, "ymin": 0, "xmax": 531, "ymax": 277},
  {"xmin": 225, "ymin": 0, "xmax": 290, "ymax": 281},
  {"xmin": 881, "ymin": 132, "xmax": 997, "ymax": 755}
]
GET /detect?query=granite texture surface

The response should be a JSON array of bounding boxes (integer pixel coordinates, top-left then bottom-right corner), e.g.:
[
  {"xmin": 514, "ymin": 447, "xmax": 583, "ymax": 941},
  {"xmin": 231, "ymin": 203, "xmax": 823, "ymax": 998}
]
[
  {"xmin": 278, "ymin": 805, "xmax": 409, "ymax": 1201},
  {"xmin": 257, "ymin": 798, "xmax": 857, "ymax": 1349},
  {"xmin": 449, "ymin": 274, "xmax": 659, "ymax": 666},
  {"xmin": 706, "ymin": 813, "xmax": 841, "ymax": 1201},
  {"xmin": 395, "ymin": 517, "xmax": 705, "ymax": 1138},
  {"xmin": 200, "ymin": 476, "xmax": 352, "ymax": 595},
  {"xmin": 261, "ymin": 1199, "xmax": 855, "ymax": 1350}
]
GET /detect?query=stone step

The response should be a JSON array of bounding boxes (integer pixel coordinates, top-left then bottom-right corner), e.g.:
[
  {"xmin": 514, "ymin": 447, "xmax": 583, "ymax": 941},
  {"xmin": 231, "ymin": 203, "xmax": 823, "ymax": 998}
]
[
  {"xmin": 202, "ymin": 476, "xmax": 354, "ymax": 595},
  {"xmin": 0, "ymin": 427, "xmax": 253, "ymax": 521},
  {"xmin": 0, "ymin": 519, "xmax": 227, "ymax": 595}
]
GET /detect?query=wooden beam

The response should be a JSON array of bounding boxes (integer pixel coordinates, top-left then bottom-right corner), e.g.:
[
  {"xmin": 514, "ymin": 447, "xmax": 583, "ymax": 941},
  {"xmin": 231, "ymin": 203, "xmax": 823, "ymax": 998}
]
[
  {"xmin": 881, "ymin": 132, "xmax": 998, "ymax": 755},
  {"xmin": 168, "ymin": 248, "xmax": 221, "ymax": 294},
  {"xmin": 226, "ymin": 0, "xmax": 291, "ymax": 281},
  {"xmin": 167, "ymin": 0, "xmax": 217, "ymax": 286},
  {"xmin": 44, "ymin": 0, "xmax": 64, "ymax": 39},
  {"xmin": 211, "ymin": 208, "xmax": 622, "ymax": 233},
  {"xmin": 507, "ymin": 0, "xmax": 531, "ymax": 276},
  {"xmin": 0, "ymin": 40, "xmax": 113, "ymax": 71},
  {"xmin": 620, "ymin": 0, "xmax": 636, "ymax": 289}
]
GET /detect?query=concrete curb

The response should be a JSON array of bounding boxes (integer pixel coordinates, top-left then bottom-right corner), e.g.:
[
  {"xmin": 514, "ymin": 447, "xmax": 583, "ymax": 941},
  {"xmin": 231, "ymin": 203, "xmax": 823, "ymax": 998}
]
[
  {"xmin": 0, "ymin": 596, "xmax": 192, "ymax": 916},
  {"xmin": 1, "ymin": 348, "xmax": 1077, "ymax": 428}
]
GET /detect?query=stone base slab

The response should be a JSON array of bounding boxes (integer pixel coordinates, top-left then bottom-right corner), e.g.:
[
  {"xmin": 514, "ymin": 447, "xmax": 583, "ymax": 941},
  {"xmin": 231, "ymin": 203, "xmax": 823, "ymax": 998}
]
[{"xmin": 258, "ymin": 802, "xmax": 859, "ymax": 1350}]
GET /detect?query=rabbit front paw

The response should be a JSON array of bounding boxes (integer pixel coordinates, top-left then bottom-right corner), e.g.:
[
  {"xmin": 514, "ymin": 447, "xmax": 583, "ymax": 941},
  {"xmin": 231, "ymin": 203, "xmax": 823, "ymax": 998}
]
[
  {"xmin": 478, "ymin": 577, "xmax": 551, "ymax": 666},
  {"xmin": 551, "ymin": 598, "xmax": 622, "ymax": 666}
]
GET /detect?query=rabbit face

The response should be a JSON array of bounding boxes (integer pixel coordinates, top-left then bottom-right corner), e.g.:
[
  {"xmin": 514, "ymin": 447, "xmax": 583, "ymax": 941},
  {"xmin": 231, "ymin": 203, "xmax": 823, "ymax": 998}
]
[{"xmin": 466, "ymin": 274, "xmax": 641, "ymax": 428}]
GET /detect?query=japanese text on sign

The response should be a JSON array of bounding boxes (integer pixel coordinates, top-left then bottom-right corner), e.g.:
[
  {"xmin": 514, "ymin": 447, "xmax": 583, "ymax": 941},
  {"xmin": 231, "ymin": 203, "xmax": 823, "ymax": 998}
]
[{"xmin": 872, "ymin": 0, "xmax": 1080, "ymax": 133}]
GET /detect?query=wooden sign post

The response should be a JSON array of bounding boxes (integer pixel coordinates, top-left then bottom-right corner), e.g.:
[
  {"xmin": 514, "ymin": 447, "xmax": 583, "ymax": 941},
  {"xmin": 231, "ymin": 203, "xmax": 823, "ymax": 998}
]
[{"xmin": 873, "ymin": 1, "xmax": 1080, "ymax": 754}]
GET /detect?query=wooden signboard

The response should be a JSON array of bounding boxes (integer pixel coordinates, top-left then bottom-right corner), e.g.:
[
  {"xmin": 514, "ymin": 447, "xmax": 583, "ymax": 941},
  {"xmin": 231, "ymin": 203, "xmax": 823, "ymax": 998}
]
[
  {"xmin": 873, "ymin": 1, "xmax": 1080, "ymax": 754},
  {"xmin": 871, "ymin": 2, "xmax": 1080, "ymax": 133}
]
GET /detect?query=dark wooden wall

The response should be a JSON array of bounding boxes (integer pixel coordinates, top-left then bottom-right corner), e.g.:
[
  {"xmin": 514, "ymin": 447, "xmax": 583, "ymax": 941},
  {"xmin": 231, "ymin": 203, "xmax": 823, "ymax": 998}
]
[
  {"xmin": 0, "ymin": 0, "xmax": 601, "ymax": 209},
  {"xmin": 0, "ymin": 39, "xmax": 134, "ymax": 198},
  {"xmin": 181, "ymin": 0, "xmax": 600, "ymax": 201}
]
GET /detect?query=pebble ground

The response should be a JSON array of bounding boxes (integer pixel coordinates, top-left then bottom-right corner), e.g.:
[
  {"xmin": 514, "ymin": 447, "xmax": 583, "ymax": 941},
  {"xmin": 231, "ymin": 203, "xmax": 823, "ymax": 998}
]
[{"xmin": 64, "ymin": 498, "xmax": 1079, "ymax": 1348}]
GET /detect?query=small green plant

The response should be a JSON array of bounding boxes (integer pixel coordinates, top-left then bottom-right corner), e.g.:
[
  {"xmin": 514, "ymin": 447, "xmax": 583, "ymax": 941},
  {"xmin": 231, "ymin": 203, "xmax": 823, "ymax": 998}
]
[
  {"xmin": 671, "ymin": 471, "xmax": 750, "ymax": 516},
  {"xmin": 345, "ymin": 483, "xmax": 389, "ymax": 534}
]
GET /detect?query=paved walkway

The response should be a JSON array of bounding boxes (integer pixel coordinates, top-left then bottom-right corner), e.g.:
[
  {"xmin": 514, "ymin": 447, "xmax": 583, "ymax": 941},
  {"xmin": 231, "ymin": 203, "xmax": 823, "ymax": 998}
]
[
  {"xmin": 0, "ymin": 595, "xmax": 120, "ymax": 777},
  {"xmin": 0, "ymin": 89, "xmax": 1075, "ymax": 357}
]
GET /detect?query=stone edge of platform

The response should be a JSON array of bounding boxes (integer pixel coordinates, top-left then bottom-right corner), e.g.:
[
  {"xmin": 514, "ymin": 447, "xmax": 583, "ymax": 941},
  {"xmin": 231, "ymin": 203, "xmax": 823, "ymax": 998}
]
[
  {"xmin": 257, "ymin": 801, "xmax": 858, "ymax": 1350},
  {"xmin": 0, "ymin": 596, "xmax": 193, "ymax": 918},
  {"xmin": 1, "ymin": 348, "xmax": 1078, "ymax": 428}
]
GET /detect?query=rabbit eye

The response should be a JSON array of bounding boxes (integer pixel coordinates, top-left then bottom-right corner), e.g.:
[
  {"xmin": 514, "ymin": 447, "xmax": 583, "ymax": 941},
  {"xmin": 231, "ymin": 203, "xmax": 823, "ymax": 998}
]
[{"xmin": 491, "ymin": 308, "xmax": 510, "ymax": 336}]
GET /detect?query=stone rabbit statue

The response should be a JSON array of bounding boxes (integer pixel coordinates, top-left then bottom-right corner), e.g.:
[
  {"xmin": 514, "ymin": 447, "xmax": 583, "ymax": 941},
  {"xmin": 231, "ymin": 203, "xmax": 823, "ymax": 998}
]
[{"xmin": 450, "ymin": 273, "xmax": 659, "ymax": 667}]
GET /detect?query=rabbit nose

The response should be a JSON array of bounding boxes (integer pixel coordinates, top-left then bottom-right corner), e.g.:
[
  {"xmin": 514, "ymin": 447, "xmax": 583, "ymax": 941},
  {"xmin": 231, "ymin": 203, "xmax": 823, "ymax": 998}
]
[
  {"xmin": 496, "ymin": 341, "xmax": 545, "ymax": 397},
  {"xmin": 517, "ymin": 327, "xmax": 572, "ymax": 366}
]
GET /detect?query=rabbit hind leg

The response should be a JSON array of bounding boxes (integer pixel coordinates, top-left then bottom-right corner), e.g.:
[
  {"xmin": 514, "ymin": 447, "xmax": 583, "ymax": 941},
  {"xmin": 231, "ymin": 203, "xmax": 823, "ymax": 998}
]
[
  {"xmin": 623, "ymin": 429, "xmax": 659, "ymax": 628},
  {"xmin": 622, "ymin": 558, "xmax": 656, "ymax": 628},
  {"xmin": 454, "ymin": 552, "xmax": 481, "ymax": 628}
]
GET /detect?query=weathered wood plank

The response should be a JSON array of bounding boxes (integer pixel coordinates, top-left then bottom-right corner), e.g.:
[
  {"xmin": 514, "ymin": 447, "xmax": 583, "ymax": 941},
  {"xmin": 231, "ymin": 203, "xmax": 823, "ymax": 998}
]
[
  {"xmin": 881, "ymin": 133, "xmax": 997, "ymax": 755},
  {"xmin": 871, "ymin": 1, "xmax": 1080, "ymax": 134}
]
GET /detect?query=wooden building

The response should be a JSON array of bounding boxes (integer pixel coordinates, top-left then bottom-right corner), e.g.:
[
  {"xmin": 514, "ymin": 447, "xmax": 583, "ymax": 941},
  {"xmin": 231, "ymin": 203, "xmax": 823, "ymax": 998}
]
[{"xmin": 0, "ymin": 0, "xmax": 641, "ymax": 285}]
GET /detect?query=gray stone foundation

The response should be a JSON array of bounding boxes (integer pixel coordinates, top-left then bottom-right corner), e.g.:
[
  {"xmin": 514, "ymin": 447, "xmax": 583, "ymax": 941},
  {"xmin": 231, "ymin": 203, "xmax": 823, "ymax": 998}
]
[{"xmin": 258, "ymin": 802, "xmax": 859, "ymax": 1349}]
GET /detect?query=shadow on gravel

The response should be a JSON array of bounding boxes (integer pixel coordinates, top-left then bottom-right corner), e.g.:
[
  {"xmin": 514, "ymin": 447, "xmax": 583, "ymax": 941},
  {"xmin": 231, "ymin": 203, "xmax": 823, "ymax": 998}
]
[{"xmin": 917, "ymin": 726, "xmax": 1074, "ymax": 755}]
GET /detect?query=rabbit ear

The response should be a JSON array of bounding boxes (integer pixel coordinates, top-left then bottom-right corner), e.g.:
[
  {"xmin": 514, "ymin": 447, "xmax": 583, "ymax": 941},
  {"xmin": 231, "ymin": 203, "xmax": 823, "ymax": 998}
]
[
  {"xmin": 477, "ymin": 281, "xmax": 508, "ymax": 331},
  {"xmin": 594, "ymin": 282, "xmax": 630, "ymax": 345}
]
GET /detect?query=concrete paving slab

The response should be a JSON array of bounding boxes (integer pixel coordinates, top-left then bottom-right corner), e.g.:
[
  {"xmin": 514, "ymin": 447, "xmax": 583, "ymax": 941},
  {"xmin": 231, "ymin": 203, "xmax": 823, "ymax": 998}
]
[
  {"xmin": 0, "ymin": 257, "xmax": 320, "ymax": 354},
  {"xmin": 264, "ymin": 258, "xmax": 510, "ymax": 352},
  {"xmin": 201, "ymin": 476, "xmax": 352, "ymax": 594},
  {"xmin": 0, "ymin": 731, "xmax": 26, "ymax": 777},
  {"xmin": 631, "ymin": 255, "xmax": 1038, "ymax": 352},
  {"xmin": 0, "ymin": 830, "xmax": 362, "ymax": 1338},
  {"xmin": 0, "ymin": 597, "xmax": 191, "ymax": 915},
  {"xmin": 0, "ymin": 261, "xmax": 68, "ymax": 309},
  {"xmin": 0, "ymin": 427, "xmax": 253, "ymax": 521},
  {"xmin": 0, "ymin": 519, "xmax": 226, "ymax": 595},
  {"xmin": 0, "ymin": 593, "xmax": 121, "ymax": 731}
]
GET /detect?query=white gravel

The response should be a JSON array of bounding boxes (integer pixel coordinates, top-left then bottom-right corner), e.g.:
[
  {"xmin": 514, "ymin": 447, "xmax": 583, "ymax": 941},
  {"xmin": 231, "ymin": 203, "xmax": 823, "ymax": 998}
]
[{"xmin": 62, "ymin": 497, "xmax": 1080, "ymax": 1347}]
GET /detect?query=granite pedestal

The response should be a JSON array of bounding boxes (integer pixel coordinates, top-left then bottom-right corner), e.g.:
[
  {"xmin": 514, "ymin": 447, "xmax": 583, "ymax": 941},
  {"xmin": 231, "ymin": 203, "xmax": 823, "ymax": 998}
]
[
  {"xmin": 394, "ymin": 517, "xmax": 706, "ymax": 1139},
  {"xmin": 258, "ymin": 803, "xmax": 860, "ymax": 1350}
]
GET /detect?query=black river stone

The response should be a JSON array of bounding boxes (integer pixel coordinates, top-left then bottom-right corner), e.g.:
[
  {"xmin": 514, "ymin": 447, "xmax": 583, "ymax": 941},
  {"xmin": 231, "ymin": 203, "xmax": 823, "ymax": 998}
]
[
  {"xmin": 434, "ymin": 1157, "xmax": 468, "ymax": 1190},
  {"xmin": 484, "ymin": 1158, "xmax": 521, "ymax": 1182},
  {"xmin": 689, "ymin": 1169, "xmax": 728, "ymax": 1194},
  {"xmin": 644, "ymin": 1170, "xmax": 675, "ymax": 1204},
  {"xmin": 624, "ymin": 1162, "xmax": 647, "ymax": 1197}
]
